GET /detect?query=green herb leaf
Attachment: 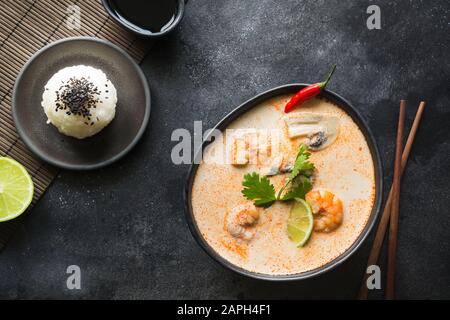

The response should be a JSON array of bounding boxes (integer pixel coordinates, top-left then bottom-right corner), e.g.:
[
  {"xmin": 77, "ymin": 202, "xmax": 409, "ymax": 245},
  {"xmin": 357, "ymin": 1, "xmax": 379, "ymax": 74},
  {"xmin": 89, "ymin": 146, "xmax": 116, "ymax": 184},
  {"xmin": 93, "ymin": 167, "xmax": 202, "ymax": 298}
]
[
  {"xmin": 277, "ymin": 144, "xmax": 315, "ymax": 200},
  {"xmin": 242, "ymin": 172, "xmax": 276, "ymax": 208},
  {"xmin": 280, "ymin": 176, "xmax": 312, "ymax": 201},
  {"xmin": 289, "ymin": 144, "xmax": 315, "ymax": 180}
]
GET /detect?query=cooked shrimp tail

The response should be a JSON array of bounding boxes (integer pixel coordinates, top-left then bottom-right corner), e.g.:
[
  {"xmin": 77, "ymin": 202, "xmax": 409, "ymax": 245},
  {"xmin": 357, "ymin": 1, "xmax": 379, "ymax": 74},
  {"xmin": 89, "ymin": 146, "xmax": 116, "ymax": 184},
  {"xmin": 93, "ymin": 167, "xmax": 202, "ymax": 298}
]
[{"xmin": 305, "ymin": 190, "xmax": 343, "ymax": 232}]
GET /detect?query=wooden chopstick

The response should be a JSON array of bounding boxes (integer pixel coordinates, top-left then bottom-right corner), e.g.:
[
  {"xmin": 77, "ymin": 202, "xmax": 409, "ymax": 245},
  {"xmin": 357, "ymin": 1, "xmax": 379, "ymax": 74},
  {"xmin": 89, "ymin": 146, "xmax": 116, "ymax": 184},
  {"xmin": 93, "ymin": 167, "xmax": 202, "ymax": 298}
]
[
  {"xmin": 385, "ymin": 100, "xmax": 407, "ymax": 299},
  {"xmin": 357, "ymin": 101, "xmax": 426, "ymax": 300}
]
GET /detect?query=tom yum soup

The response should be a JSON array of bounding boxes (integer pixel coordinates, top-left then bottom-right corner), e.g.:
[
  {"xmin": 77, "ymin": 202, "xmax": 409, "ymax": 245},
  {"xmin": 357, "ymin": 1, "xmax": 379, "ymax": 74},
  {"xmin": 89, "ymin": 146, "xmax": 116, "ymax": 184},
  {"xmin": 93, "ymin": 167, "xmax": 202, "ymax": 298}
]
[{"xmin": 191, "ymin": 95, "xmax": 376, "ymax": 276}]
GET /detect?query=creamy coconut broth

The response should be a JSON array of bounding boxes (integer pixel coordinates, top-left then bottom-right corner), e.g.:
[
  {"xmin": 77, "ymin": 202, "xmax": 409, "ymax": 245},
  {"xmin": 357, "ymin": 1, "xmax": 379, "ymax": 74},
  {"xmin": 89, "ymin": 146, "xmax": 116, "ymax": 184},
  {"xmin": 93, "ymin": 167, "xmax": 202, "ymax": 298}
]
[{"xmin": 191, "ymin": 95, "xmax": 375, "ymax": 275}]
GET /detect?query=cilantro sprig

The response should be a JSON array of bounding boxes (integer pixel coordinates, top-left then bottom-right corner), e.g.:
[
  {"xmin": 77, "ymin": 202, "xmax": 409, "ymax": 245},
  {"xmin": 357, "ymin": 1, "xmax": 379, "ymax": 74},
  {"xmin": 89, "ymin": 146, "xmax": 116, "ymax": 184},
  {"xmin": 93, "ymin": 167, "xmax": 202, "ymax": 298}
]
[
  {"xmin": 241, "ymin": 144, "xmax": 315, "ymax": 208},
  {"xmin": 279, "ymin": 175, "xmax": 312, "ymax": 201},
  {"xmin": 242, "ymin": 172, "xmax": 276, "ymax": 208},
  {"xmin": 277, "ymin": 144, "xmax": 315, "ymax": 200}
]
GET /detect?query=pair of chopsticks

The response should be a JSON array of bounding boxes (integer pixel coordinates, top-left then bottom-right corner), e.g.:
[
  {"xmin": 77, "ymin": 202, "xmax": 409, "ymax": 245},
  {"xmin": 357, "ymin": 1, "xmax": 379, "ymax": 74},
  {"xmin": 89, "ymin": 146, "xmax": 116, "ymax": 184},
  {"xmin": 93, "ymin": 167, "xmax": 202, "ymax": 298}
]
[{"xmin": 358, "ymin": 100, "xmax": 426, "ymax": 300}]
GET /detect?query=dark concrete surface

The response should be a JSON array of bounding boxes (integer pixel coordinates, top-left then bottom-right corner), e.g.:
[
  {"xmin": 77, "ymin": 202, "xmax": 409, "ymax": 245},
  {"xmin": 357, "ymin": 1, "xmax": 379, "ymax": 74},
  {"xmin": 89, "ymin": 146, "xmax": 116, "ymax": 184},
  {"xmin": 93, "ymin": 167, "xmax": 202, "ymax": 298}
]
[{"xmin": 1, "ymin": 0, "xmax": 449, "ymax": 299}]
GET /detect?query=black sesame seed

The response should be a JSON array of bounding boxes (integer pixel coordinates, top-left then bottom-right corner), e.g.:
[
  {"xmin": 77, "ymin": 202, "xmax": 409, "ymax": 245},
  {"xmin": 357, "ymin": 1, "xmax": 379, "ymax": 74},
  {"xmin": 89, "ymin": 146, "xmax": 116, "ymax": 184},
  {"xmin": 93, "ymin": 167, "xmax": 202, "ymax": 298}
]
[{"xmin": 54, "ymin": 76, "xmax": 101, "ymax": 118}]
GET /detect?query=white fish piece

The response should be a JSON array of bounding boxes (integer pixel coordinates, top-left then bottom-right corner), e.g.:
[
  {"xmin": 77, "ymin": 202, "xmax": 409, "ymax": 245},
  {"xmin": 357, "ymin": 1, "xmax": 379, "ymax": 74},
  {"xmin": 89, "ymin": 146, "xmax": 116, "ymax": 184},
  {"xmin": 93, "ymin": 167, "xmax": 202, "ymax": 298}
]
[
  {"xmin": 256, "ymin": 133, "xmax": 272, "ymax": 162},
  {"xmin": 229, "ymin": 129, "xmax": 258, "ymax": 165},
  {"xmin": 230, "ymin": 137, "xmax": 249, "ymax": 165},
  {"xmin": 283, "ymin": 113, "xmax": 340, "ymax": 150}
]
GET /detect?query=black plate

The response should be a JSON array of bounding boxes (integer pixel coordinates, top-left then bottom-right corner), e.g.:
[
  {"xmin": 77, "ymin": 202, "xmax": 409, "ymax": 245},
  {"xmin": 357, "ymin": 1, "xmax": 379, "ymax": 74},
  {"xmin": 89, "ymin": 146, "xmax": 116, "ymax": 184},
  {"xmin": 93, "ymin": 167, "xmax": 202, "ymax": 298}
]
[
  {"xmin": 184, "ymin": 84, "xmax": 383, "ymax": 281},
  {"xmin": 12, "ymin": 37, "xmax": 151, "ymax": 170}
]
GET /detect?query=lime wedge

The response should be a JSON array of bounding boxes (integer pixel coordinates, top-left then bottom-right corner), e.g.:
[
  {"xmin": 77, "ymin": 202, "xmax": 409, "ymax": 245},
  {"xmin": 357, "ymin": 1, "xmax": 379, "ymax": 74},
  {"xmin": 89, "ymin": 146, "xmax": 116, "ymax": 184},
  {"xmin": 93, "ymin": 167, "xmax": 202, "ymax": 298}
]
[
  {"xmin": 0, "ymin": 157, "xmax": 34, "ymax": 222},
  {"xmin": 287, "ymin": 198, "xmax": 313, "ymax": 247}
]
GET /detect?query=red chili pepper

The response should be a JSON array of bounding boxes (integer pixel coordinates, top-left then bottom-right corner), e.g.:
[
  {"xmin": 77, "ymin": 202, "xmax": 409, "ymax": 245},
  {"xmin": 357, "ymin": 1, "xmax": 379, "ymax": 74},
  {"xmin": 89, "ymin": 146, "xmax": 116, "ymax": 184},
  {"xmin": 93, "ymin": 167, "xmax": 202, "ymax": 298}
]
[{"xmin": 284, "ymin": 65, "xmax": 336, "ymax": 113}]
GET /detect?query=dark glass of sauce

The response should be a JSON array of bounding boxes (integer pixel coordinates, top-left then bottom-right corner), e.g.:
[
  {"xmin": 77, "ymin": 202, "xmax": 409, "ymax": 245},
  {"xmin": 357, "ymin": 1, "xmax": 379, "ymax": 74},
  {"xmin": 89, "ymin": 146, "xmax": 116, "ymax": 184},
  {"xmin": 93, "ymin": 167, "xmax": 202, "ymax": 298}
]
[{"xmin": 102, "ymin": 0, "xmax": 185, "ymax": 37}]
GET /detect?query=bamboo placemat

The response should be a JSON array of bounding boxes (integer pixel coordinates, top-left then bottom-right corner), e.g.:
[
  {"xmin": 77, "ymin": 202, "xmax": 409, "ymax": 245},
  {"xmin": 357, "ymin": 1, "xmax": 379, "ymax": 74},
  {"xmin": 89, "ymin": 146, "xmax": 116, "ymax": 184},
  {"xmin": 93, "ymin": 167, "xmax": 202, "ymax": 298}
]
[{"xmin": 0, "ymin": 0, "xmax": 149, "ymax": 251}]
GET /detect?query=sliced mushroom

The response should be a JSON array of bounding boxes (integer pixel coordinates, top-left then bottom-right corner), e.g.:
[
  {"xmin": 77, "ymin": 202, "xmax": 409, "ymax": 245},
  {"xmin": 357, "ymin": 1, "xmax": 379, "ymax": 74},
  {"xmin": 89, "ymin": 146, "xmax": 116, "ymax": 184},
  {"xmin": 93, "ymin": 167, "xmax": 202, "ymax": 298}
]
[
  {"xmin": 279, "ymin": 155, "xmax": 295, "ymax": 173},
  {"xmin": 260, "ymin": 155, "xmax": 284, "ymax": 176},
  {"xmin": 307, "ymin": 131, "xmax": 327, "ymax": 149},
  {"xmin": 283, "ymin": 113, "xmax": 339, "ymax": 150},
  {"xmin": 307, "ymin": 116, "xmax": 339, "ymax": 150},
  {"xmin": 280, "ymin": 163, "xmax": 294, "ymax": 173}
]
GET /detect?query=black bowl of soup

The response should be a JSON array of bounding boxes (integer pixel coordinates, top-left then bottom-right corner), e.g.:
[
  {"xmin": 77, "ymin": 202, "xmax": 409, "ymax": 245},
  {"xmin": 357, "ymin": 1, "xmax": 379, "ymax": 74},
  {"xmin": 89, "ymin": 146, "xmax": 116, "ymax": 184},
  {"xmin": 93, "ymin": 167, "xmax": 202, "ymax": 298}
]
[{"xmin": 184, "ymin": 84, "xmax": 383, "ymax": 281}]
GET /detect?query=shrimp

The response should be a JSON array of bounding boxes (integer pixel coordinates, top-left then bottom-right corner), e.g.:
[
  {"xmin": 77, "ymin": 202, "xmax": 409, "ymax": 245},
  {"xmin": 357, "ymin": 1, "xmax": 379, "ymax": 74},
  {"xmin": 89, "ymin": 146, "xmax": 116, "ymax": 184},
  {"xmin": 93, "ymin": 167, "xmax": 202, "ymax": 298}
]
[
  {"xmin": 226, "ymin": 202, "xmax": 260, "ymax": 241},
  {"xmin": 305, "ymin": 190, "xmax": 343, "ymax": 233}
]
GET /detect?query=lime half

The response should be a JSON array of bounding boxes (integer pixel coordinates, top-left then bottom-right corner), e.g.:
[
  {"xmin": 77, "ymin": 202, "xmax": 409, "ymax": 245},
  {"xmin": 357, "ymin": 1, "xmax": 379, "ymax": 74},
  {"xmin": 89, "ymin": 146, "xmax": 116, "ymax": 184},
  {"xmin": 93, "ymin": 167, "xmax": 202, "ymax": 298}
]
[
  {"xmin": 0, "ymin": 157, "xmax": 34, "ymax": 222},
  {"xmin": 287, "ymin": 198, "xmax": 313, "ymax": 247}
]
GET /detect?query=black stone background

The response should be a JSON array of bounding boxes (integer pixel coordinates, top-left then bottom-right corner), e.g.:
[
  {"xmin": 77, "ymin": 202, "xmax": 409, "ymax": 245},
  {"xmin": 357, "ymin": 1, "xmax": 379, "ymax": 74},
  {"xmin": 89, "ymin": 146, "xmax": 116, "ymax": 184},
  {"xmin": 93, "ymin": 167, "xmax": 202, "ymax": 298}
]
[{"xmin": 0, "ymin": 0, "xmax": 449, "ymax": 299}]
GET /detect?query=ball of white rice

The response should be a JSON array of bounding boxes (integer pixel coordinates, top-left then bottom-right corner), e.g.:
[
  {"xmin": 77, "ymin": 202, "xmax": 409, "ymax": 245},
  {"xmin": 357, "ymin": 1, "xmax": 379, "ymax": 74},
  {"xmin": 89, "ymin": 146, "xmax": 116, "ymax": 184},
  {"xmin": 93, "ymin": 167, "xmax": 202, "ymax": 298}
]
[{"xmin": 41, "ymin": 65, "xmax": 117, "ymax": 139}]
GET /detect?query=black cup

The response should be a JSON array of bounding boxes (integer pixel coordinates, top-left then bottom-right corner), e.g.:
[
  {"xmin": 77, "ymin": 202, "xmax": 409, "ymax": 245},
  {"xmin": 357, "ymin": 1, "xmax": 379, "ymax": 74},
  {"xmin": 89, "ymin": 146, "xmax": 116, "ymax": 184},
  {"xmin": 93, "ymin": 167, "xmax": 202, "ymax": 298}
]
[{"xmin": 102, "ymin": 0, "xmax": 186, "ymax": 38}]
